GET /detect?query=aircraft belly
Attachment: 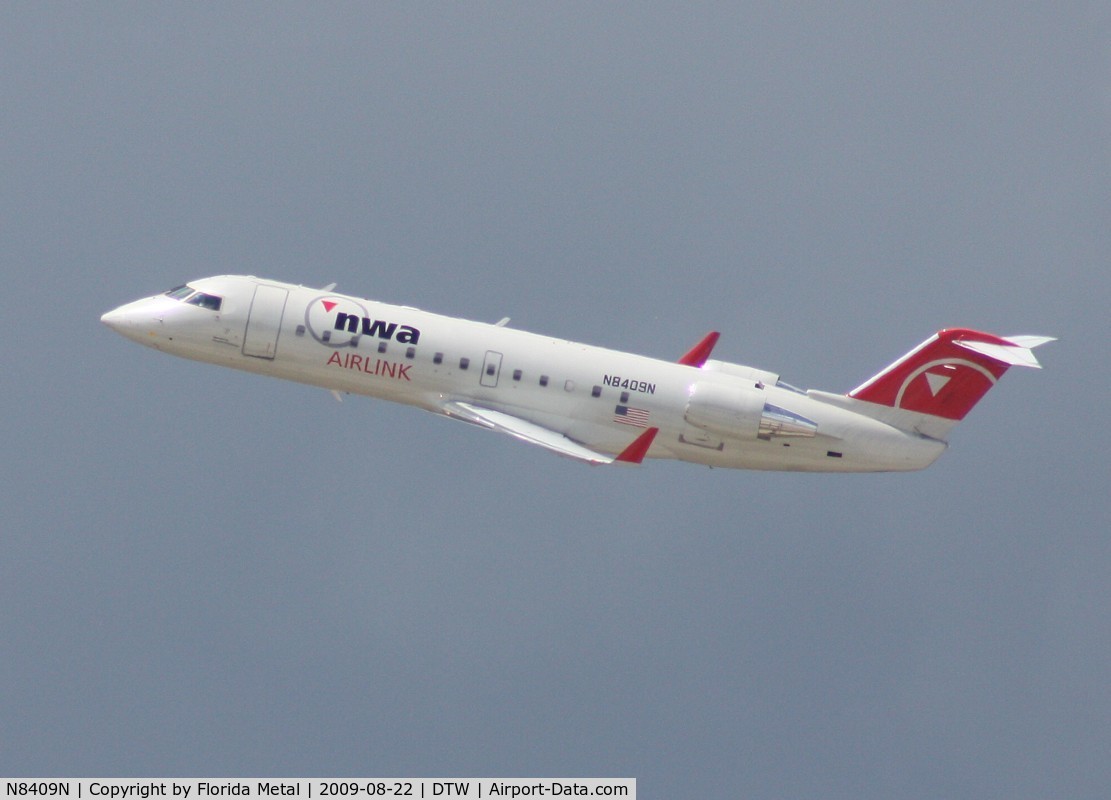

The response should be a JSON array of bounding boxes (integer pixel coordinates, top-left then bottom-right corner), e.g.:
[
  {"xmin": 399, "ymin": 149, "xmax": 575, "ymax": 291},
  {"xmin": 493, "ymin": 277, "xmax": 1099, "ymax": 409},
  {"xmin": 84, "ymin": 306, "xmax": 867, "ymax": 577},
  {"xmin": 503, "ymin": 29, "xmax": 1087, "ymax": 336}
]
[{"xmin": 666, "ymin": 396, "xmax": 947, "ymax": 472}]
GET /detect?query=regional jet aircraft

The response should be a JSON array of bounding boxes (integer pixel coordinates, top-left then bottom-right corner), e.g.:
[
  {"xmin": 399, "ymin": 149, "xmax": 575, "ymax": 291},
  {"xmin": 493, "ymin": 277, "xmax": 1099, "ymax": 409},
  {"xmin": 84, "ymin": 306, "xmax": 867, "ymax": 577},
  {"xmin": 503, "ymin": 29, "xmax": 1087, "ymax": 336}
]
[{"xmin": 101, "ymin": 276, "xmax": 1052, "ymax": 472}]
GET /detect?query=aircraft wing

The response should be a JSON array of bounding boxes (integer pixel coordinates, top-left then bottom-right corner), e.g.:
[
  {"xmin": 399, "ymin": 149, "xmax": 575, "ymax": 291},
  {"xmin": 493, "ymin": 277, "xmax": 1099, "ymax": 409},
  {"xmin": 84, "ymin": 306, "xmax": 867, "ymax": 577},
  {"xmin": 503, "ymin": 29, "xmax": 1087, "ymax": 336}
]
[{"xmin": 441, "ymin": 401, "xmax": 616, "ymax": 464}]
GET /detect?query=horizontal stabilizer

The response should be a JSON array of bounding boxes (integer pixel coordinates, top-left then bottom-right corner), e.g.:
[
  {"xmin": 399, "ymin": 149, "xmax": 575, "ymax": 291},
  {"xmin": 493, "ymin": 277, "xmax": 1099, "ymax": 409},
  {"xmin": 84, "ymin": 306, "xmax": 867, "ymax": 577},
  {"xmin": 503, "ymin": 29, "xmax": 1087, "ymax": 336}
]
[
  {"xmin": 1002, "ymin": 335, "xmax": 1057, "ymax": 349},
  {"xmin": 955, "ymin": 336, "xmax": 1054, "ymax": 368}
]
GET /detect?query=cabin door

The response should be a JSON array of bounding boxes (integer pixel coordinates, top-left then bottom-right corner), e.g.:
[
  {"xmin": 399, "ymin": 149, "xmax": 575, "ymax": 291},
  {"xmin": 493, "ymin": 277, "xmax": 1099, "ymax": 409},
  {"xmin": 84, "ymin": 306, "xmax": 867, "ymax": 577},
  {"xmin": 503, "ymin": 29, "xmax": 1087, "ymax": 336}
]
[{"xmin": 242, "ymin": 284, "xmax": 289, "ymax": 359}]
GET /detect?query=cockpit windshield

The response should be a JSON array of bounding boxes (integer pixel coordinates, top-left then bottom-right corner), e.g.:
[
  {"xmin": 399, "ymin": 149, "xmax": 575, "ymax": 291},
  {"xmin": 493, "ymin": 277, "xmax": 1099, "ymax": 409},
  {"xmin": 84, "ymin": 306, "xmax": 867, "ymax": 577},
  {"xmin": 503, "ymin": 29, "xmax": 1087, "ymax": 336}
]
[
  {"xmin": 164, "ymin": 285, "xmax": 222, "ymax": 311},
  {"xmin": 186, "ymin": 292, "xmax": 222, "ymax": 311}
]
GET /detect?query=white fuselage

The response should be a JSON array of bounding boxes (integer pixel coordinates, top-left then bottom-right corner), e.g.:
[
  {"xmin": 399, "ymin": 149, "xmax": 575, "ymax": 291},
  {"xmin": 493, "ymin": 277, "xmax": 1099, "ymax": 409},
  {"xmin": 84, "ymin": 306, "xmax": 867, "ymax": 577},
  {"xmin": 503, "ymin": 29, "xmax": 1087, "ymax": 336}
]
[{"xmin": 102, "ymin": 275, "xmax": 947, "ymax": 472}]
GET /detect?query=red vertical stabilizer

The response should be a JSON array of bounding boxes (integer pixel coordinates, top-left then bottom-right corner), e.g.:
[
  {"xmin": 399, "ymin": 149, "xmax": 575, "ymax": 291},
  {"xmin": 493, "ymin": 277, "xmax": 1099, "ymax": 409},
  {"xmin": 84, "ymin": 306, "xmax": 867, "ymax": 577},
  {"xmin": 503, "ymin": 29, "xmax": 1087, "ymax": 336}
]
[{"xmin": 848, "ymin": 329, "xmax": 1051, "ymax": 421}]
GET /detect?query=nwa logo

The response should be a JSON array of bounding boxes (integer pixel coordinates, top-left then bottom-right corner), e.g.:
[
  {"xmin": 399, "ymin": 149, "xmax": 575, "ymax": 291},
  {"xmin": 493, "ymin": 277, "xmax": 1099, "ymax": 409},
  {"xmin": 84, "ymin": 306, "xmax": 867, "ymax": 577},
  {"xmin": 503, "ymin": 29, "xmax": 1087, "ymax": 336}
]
[{"xmin": 305, "ymin": 295, "xmax": 421, "ymax": 349}]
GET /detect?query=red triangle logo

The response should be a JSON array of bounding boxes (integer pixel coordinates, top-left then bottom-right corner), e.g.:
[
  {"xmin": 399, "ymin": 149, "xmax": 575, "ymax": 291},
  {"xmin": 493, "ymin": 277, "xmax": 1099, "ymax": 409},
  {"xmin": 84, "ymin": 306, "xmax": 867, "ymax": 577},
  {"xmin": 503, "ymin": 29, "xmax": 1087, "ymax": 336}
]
[{"xmin": 322, "ymin": 300, "xmax": 337, "ymax": 313}]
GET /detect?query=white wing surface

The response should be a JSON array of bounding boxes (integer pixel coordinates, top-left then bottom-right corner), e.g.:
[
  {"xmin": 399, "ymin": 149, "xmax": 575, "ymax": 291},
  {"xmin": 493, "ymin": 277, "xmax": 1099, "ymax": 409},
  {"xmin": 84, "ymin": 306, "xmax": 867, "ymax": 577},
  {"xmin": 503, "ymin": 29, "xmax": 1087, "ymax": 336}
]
[{"xmin": 442, "ymin": 401, "xmax": 616, "ymax": 464}]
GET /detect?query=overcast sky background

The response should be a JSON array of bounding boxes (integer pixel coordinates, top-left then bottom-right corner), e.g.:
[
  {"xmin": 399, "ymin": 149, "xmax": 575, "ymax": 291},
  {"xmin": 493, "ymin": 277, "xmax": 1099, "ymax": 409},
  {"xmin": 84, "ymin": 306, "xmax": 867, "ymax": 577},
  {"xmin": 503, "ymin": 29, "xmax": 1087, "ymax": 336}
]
[{"xmin": 2, "ymin": 3, "xmax": 1108, "ymax": 797}]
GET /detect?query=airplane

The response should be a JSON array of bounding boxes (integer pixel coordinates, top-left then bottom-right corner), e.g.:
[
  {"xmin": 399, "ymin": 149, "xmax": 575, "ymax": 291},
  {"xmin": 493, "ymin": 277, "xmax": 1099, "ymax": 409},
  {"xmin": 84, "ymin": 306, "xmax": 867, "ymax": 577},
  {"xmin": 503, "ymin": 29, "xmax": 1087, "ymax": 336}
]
[{"xmin": 101, "ymin": 275, "xmax": 1052, "ymax": 472}]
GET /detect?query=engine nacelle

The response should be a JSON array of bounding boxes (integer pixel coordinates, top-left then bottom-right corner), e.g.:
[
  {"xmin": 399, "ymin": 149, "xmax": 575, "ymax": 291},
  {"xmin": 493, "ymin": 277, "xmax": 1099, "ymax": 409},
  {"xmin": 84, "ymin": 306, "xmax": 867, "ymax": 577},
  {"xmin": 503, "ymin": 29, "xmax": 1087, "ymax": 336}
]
[
  {"xmin": 701, "ymin": 359, "xmax": 780, "ymax": 387},
  {"xmin": 684, "ymin": 380, "xmax": 764, "ymax": 439},
  {"xmin": 685, "ymin": 380, "xmax": 819, "ymax": 440}
]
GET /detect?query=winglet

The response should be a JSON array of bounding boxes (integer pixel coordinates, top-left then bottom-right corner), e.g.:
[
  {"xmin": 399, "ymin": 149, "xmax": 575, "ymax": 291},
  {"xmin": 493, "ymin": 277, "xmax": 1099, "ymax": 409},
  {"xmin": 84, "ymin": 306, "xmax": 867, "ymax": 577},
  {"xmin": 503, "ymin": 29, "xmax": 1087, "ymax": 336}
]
[
  {"xmin": 614, "ymin": 427, "xmax": 659, "ymax": 464},
  {"xmin": 678, "ymin": 331, "xmax": 720, "ymax": 367}
]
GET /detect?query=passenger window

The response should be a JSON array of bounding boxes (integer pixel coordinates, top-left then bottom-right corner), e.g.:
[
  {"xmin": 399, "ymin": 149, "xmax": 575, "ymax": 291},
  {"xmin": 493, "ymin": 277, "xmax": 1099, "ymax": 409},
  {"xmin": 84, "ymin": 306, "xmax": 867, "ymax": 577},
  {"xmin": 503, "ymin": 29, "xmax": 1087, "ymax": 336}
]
[
  {"xmin": 512, "ymin": 369, "xmax": 522, "ymax": 381},
  {"xmin": 433, "ymin": 353, "xmax": 444, "ymax": 365},
  {"xmin": 591, "ymin": 385, "xmax": 602, "ymax": 398},
  {"xmin": 486, "ymin": 364, "xmax": 496, "ymax": 376},
  {"xmin": 460, "ymin": 357, "xmax": 470, "ymax": 370},
  {"xmin": 378, "ymin": 342, "xmax": 388, "ymax": 354},
  {"xmin": 564, "ymin": 380, "xmax": 575, "ymax": 392},
  {"xmin": 539, "ymin": 375, "xmax": 549, "ymax": 387},
  {"xmin": 406, "ymin": 347, "xmax": 416, "ymax": 359}
]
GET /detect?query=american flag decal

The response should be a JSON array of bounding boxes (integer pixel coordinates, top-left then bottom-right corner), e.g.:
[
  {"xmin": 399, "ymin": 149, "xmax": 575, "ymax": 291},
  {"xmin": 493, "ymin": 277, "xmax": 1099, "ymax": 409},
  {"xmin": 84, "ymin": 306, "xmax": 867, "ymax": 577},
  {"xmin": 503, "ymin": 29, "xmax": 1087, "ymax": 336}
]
[{"xmin": 614, "ymin": 404, "xmax": 650, "ymax": 428}]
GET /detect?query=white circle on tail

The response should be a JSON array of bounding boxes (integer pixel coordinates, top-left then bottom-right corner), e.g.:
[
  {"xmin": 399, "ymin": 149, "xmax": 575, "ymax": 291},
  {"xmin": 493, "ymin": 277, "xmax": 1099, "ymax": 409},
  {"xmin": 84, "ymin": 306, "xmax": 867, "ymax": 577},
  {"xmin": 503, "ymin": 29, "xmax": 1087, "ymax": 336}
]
[{"xmin": 894, "ymin": 358, "xmax": 997, "ymax": 410}]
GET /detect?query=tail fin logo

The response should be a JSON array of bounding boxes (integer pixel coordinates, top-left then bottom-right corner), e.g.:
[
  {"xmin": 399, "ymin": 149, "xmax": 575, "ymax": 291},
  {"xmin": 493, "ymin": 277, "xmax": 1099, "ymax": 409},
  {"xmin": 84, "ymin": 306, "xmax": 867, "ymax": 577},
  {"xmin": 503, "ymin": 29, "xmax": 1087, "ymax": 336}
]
[
  {"xmin": 892, "ymin": 357, "xmax": 999, "ymax": 418},
  {"xmin": 924, "ymin": 372, "xmax": 951, "ymax": 396},
  {"xmin": 849, "ymin": 329, "xmax": 1051, "ymax": 421}
]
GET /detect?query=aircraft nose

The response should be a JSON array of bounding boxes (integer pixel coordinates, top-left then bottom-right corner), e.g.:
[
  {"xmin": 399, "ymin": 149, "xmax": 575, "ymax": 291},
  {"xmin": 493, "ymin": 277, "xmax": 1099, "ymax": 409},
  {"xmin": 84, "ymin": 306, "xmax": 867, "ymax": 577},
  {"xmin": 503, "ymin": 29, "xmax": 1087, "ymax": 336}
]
[
  {"xmin": 100, "ymin": 306, "xmax": 128, "ymax": 331},
  {"xmin": 100, "ymin": 300, "xmax": 155, "ymax": 345}
]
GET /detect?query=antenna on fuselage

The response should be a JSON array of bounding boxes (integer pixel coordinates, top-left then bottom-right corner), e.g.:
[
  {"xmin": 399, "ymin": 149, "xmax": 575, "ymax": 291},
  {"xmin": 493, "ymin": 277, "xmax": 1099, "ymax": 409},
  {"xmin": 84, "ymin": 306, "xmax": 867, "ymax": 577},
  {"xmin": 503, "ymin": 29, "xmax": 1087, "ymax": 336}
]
[{"xmin": 322, "ymin": 282, "xmax": 337, "ymax": 291}]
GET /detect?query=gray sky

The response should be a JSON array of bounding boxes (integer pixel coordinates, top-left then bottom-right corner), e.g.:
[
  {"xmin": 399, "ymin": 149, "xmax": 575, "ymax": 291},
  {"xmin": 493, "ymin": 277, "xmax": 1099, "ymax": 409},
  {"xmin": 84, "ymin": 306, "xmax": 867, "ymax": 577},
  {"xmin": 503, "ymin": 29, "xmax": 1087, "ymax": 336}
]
[{"xmin": 3, "ymin": 3, "xmax": 1108, "ymax": 797}]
